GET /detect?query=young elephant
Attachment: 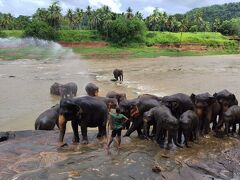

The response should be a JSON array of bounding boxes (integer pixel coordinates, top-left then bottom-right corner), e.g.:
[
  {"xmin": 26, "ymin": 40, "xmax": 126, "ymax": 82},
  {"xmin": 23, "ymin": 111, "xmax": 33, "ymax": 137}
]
[
  {"xmin": 50, "ymin": 82, "xmax": 78, "ymax": 98},
  {"xmin": 143, "ymin": 106, "xmax": 183, "ymax": 150},
  {"xmin": 35, "ymin": 104, "xmax": 60, "ymax": 130},
  {"xmin": 85, "ymin": 83, "xmax": 99, "ymax": 96},
  {"xmin": 106, "ymin": 91, "xmax": 127, "ymax": 104},
  {"xmin": 223, "ymin": 105, "xmax": 240, "ymax": 136},
  {"xmin": 178, "ymin": 110, "xmax": 199, "ymax": 148},
  {"xmin": 58, "ymin": 96, "xmax": 108, "ymax": 145},
  {"xmin": 113, "ymin": 69, "xmax": 123, "ymax": 81},
  {"xmin": 191, "ymin": 93, "xmax": 218, "ymax": 135}
]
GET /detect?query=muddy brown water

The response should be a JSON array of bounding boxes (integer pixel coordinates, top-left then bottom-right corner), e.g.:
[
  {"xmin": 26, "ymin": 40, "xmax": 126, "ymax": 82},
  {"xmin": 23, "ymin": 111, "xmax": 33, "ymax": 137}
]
[{"xmin": 1, "ymin": 39, "xmax": 240, "ymax": 179}]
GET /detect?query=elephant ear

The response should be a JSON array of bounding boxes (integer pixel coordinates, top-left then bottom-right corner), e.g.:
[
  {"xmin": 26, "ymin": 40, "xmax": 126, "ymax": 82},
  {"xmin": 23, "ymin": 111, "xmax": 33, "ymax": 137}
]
[{"xmin": 190, "ymin": 94, "xmax": 196, "ymax": 103}]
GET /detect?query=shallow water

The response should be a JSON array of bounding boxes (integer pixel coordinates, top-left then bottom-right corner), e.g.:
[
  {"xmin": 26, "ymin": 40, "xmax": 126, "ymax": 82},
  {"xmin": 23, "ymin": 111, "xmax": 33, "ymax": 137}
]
[{"xmin": 0, "ymin": 38, "xmax": 240, "ymax": 131}]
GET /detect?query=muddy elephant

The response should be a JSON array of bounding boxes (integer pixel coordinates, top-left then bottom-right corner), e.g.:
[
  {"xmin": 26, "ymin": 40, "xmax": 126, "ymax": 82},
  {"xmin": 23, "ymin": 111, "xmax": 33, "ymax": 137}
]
[
  {"xmin": 50, "ymin": 82, "xmax": 78, "ymax": 98},
  {"xmin": 214, "ymin": 89, "xmax": 238, "ymax": 130},
  {"xmin": 106, "ymin": 91, "xmax": 127, "ymax": 104},
  {"xmin": 143, "ymin": 106, "xmax": 182, "ymax": 149},
  {"xmin": 85, "ymin": 83, "xmax": 99, "ymax": 96},
  {"xmin": 113, "ymin": 69, "xmax": 123, "ymax": 81},
  {"xmin": 35, "ymin": 104, "xmax": 60, "ymax": 130},
  {"xmin": 223, "ymin": 105, "xmax": 240, "ymax": 136},
  {"xmin": 190, "ymin": 93, "xmax": 220, "ymax": 135},
  {"xmin": 178, "ymin": 110, "xmax": 199, "ymax": 147},
  {"xmin": 58, "ymin": 96, "xmax": 108, "ymax": 144},
  {"xmin": 161, "ymin": 93, "xmax": 194, "ymax": 119},
  {"xmin": 120, "ymin": 96, "xmax": 160, "ymax": 138}
]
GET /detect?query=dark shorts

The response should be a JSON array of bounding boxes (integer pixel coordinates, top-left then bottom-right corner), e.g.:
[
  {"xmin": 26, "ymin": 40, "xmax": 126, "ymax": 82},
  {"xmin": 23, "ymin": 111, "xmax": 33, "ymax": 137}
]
[{"xmin": 111, "ymin": 128, "xmax": 122, "ymax": 137}]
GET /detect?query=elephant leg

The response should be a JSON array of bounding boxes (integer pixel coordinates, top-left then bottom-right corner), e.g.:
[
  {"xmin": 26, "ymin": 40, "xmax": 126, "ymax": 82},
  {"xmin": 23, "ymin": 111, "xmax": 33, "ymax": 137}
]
[
  {"xmin": 71, "ymin": 120, "xmax": 80, "ymax": 143},
  {"xmin": 150, "ymin": 124, "xmax": 156, "ymax": 137},
  {"xmin": 166, "ymin": 131, "xmax": 173, "ymax": 150},
  {"xmin": 232, "ymin": 123, "xmax": 236, "ymax": 134},
  {"xmin": 124, "ymin": 122, "xmax": 136, "ymax": 137},
  {"xmin": 81, "ymin": 124, "xmax": 88, "ymax": 144},
  {"xmin": 158, "ymin": 128, "xmax": 165, "ymax": 148},
  {"xmin": 58, "ymin": 115, "xmax": 67, "ymax": 143},
  {"xmin": 183, "ymin": 130, "xmax": 191, "ymax": 148},
  {"xmin": 177, "ymin": 128, "xmax": 182, "ymax": 144}
]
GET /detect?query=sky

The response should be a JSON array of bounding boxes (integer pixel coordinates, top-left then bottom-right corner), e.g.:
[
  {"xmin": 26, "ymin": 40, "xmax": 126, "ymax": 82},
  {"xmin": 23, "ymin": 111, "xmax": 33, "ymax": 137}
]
[{"xmin": 0, "ymin": 0, "xmax": 239, "ymax": 17}]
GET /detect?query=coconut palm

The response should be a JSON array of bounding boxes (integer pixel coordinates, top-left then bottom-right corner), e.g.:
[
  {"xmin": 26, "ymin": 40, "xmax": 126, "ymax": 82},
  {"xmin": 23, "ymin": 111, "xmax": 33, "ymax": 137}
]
[
  {"xmin": 194, "ymin": 11, "xmax": 203, "ymax": 31},
  {"xmin": 135, "ymin": 11, "xmax": 143, "ymax": 20},
  {"xmin": 75, "ymin": 8, "xmax": 84, "ymax": 29},
  {"xmin": 179, "ymin": 18, "xmax": 188, "ymax": 46},
  {"xmin": 66, "ymin": 9, "xmax": 74, "ymax": 29},
  {"xmin": 126, "ymin": 7, "xmax": 134, "ymax": 19},
  {"xmin": 47, "ymin": 1, "xmax": 62, "ymax": 29}
]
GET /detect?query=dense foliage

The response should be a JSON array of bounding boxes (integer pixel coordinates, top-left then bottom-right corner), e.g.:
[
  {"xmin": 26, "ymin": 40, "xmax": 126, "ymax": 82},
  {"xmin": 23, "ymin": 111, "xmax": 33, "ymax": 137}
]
[
  {"xmin": 0, "ymin": 1, "xmax": 239, "ymax": 44},
  {"xmin": 24, "ymin": 20, "xmax": 58, "ymax": 40}
]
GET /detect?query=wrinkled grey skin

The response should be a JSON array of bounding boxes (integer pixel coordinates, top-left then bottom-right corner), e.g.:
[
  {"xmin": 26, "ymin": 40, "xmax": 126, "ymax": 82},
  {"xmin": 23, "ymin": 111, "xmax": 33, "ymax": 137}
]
[
  {"xmin": 59, "ymin": 96, "xmax": 108, "ymax": 144},
  {"xmin": 121, "ymin": 96, "xmax": 160, "ymax": 138},
  {"xmin": 143, "ymin": 106, "xmax": 182, "ymax": 150},
  {"xmin": 161, "ymin": 93, "xmax": 194, "ymax": 119},
  {"xmin": 113, "ymin": 69, "xmax": 123, "ymax": 81},
  {"xmin": 35, "ymin": 104, "xmax": 60, "ymax": 130},
  {"xmin": 50, "ymin": 82, "xmax": 78, "ymax": 98},
  {"xmin": 214, "ymin": 89, "xmax": 238, "ymax": 130},
  {"xmin": 178, "ymin": 110, "xmax": 199, "ymax": 148},
  {"xmin": 106, "ymin": 91, "xmax": 127, "ymax": 104},
  {"xmin": 191, "ymin": 93, "xmax": 218, "ymax": 135},
  {"xmin": 138, "ymin": 94, "xmax": 162, "ymax": 102},
  {"xmin": 85, "ymin": 83, "xmax": 99, "ymax": 97},
  {"xmin": 223, "ymin": 105, "xmax": 240, "ymax": 136}
]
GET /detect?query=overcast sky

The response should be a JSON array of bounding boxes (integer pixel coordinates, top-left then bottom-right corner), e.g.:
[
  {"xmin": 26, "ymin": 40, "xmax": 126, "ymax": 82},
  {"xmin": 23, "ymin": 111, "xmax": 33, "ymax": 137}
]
[{"xmin": 0, "ymin": 0, "xmax": 239, "ymax": 17}]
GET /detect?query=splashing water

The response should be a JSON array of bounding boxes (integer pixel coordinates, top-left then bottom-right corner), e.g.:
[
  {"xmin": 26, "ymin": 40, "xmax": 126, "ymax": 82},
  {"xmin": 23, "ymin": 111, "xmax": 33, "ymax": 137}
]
[{"xmin": 0, "ymin": 37, "xmax": 73, "ymax": 60}]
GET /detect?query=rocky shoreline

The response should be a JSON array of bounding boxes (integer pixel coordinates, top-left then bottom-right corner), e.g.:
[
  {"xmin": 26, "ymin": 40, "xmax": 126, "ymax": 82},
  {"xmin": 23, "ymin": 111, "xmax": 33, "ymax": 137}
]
[{"xmin": 0, "ymin": 130, "xmax": 240, "ymax": 179}]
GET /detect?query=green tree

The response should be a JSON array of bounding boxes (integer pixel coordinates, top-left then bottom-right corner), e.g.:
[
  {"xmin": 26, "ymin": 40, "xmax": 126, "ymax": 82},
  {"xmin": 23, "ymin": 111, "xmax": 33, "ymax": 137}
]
[
  {"xmin": 24, "ymin": 20, "xmax": 58, "ymax": 40},
  {"xmin": 47, "ymin": 1, "xmax": 62, "ymax": 29},
  {"xmin": 66, "ymin": 9, "xmax": 75, "ymax": 29},
  {"xmin": 126, "ymin": 7, "xmax": 134, "ymax": 19}
]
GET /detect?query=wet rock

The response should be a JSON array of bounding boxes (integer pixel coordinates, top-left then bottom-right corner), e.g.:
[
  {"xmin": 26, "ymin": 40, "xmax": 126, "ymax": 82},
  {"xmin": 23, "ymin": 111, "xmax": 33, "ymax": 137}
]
[{"xmin": 8, "ymin": 75, "xmax": 15, "ymax": 78}]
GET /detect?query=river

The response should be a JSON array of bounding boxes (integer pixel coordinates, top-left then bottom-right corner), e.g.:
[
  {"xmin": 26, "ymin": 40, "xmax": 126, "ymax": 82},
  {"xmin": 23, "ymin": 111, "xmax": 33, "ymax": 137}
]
[{"xmin": 0, "ymin": 38, "xmax": 240, "ymax": 131}]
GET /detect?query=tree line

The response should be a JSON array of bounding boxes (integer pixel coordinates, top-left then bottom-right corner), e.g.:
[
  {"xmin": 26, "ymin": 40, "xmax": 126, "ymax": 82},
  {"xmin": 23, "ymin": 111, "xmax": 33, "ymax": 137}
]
[{"xmin": 0, "ymin": 1, "xmax": 239, "ymax": 44}]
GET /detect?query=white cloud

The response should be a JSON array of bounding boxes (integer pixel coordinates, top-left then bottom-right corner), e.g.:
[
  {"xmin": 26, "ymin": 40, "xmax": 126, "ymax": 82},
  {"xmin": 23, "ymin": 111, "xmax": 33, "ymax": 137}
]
[
  {"xmin": 21, "ymin": 0, "xmax": 48, "ymax": 7},
  {"xmin": 0, "ymin": 0, "xmax": 3, "ymax": 7},
  {"xmin": 89, "ymin": 0, "xmax": 122, "ymax": 13},
  {"xmin": 144, "ymin": 6, "xmax": 164, "ymax": 15}
]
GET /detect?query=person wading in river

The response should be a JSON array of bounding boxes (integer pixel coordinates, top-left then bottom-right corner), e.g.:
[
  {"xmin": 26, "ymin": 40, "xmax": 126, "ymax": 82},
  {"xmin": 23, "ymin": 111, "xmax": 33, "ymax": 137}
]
[{"xmin": 106, "ymin": 107, "xmax": 128, "ymax": 153}]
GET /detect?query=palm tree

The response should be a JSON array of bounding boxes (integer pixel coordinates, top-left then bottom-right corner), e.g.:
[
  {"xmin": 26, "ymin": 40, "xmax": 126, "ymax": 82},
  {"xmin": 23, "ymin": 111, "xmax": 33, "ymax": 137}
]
[
  {"xmin": 1, "ymin": 13, "xmax": 13, "ymax": 29},
  {"xmin": 166, "ymin": 16, "xmax": 174, "ymax": 32},
  {"xmin": 66, "ymin": 9, "xmax": 74, "ymax": 29},
  {"xmin": 86, "ymin": 5, "xmax": 92, "ymax": 29},
  {"xmin": 135, "ymin": 11, "xmax": 143, "ymax": 20},
  {"xmin": 212, "ymin": 18, "xmax": 221, "ymax": 32},
  {"xmin": 32, "ymin": 8, "xmax": 48, "ymax": 22},
  {"xmin": 146, "ymin": 8, "xmax": 163, "ymax": 31},
  {"xmin": 194, "ymin": 11, "xmax": 203, "ymax": 31},
  {"xmin": 47, "ymin": 1, "xmax": 62, "ymax": 29},
  {"xmin": 126, "ymin": 7, "xmax": 133, "ymax": 19},
  {"xmin": 75, "ymin": 8, "xmax": 84, "ymax": 29},
  {"xmin": 179, "ymin": 18, "xmax": 188, "ymax": 46}
]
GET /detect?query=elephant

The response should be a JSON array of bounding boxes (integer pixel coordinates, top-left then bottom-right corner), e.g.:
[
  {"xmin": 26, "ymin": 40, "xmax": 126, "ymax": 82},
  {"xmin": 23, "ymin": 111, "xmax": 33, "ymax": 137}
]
[
  {"xmin": 143, "ymin": 106, "xmax": 183, "ymax": 149},
  {"xmin": 138, "ymin": 94, "xmax": 162, "ymax": 102},
  {"xmin": 161, "ymin": 93, "xmax": 194, "ymax": 119},
  {"xmin": 35, "ymin": 104, "xmax": 60, "ymax": 130},
  {"xmin": 113, "ymin": 69, "xmax": 123, "ymax": 81},
  {"xmin": 85, "ymin": 83, "xmax": 99, "ymax": 96},
  {"xmin": 190, "ymin": 93, "xmax": 220, "ymax": 135},
  {"xmin": 222, "ymin": 105, "xmax": 240, "ymax": 136},
  {"xmin": 120, "ymin": 96, "xmax": 160, "ymax": 138},
  {"xmin": 50, "ymin": 82, "xmax": 78, "ymax": 98},
  {"xmin": 58, "ymin": 96, "xmax": 108, "ymax": 144},
  {"xmin": 106, "ymin": 91, "xmax": 127, "ymax": 104},
  {"xmin": 214, "ymin": 89, "xmax": 238, "ymax": 130},
  {"xmin": 96, "ymin": 96, "xmax": 118, "ymax": 110},
  {"xmin": 178, "ymin": 110, "xmax": 199, "ymax": 147}
]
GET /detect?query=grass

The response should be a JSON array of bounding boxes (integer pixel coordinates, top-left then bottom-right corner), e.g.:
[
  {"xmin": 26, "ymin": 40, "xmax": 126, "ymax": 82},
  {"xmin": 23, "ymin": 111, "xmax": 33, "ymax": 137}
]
[
  {"xmin": 145, "ymin": 32, "xmax": 232, "ymax": 47},
  {"xmin": 73, "ymin": 46, "xmax": 240, "ymax": 59},
  {"xmin": 2, "ymin": 30, "xmax": 24, "ymax": 38}
]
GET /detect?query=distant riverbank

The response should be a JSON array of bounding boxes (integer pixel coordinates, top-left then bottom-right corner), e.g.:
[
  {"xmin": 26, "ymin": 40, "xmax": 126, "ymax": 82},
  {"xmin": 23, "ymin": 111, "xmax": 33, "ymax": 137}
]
[{"xmin": 1, "ymin": 30, "xmax": 239, "ymax": 59}]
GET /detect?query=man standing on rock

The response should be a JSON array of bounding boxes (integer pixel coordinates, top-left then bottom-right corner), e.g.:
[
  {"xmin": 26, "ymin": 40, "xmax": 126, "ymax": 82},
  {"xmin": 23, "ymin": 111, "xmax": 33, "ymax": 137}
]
[{"xmin": 106, "ymin": 107, "xmax": 128, "ymax": 153}]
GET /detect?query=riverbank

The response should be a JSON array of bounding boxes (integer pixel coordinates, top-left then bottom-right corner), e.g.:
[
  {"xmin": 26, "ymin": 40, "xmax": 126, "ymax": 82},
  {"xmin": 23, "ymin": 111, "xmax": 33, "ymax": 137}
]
[
  {"xmin": 1, "ymin": 30, "xmax": 239, "ymax": 59},
  {"xmin": 0, "ymin": 130, "xmax": 240, "ymax": 179}
]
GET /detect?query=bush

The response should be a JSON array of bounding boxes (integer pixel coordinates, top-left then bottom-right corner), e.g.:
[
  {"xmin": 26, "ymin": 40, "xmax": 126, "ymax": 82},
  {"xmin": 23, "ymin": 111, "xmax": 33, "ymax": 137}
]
[
  {"xmin": 0, "ymin": 31, "xmax": 7, "ymax": 38},
  {"xmin": 24, "ymin": 20, "xmax": 59, "ymax": 40},
  {"xmin": 107, "ymin": 17, "xmax": 146, "ymax": 46}
]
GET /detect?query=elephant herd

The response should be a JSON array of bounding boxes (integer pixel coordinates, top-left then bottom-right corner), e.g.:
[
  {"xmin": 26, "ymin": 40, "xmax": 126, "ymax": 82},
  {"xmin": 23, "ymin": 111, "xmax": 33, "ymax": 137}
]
[{"xmin": 36, "ymin": 82, "xmax": 240, "ymax": 149}]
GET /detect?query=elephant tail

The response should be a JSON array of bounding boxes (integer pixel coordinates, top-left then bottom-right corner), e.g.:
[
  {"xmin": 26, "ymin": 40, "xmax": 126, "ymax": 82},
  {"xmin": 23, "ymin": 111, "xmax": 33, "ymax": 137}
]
[{"xmin": 173, "ymin": 131, "xmax": 183, "ymax": 148}]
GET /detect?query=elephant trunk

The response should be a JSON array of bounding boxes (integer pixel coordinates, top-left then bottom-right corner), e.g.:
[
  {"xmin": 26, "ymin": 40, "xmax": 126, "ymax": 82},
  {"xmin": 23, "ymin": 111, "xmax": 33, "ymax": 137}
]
[
  {"xmin": 172, "ymin": 130, "xmax": 183, "ymax": 148},
  {"xmin": 143, "ymin": 119, "xmax": 149, "ymax": 138},
  {"xmin": 224, "ymin": 121, "xmax": 229, "ymax": 136}
]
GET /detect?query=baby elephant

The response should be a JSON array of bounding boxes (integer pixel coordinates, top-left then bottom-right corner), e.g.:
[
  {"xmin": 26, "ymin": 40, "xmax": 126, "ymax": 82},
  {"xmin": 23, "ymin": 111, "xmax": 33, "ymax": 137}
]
[
  {"xmin": 85, "ymin": 83, "xmax": 99, "ymax": 96},
  {"xmin": 50, "ymin": 82, "xmax": 78, "ymax": 98},
  {"xmin": 223, "ymin": 105, "xmax": 240, "ymax": 136},
  {"xmin": 143, "ymin": 106, "xmax": 183, "ymax": 150},
  {"xmin": 35, "ymin": 104, "xmax": 60, "ymax": 130},
  {"xmin": 113, "ymin": 69, "xmax": 123, "ymax": 81},
  {"xmin": 178, "ymin": 110, "xmax": 199, "ymax": 148}
]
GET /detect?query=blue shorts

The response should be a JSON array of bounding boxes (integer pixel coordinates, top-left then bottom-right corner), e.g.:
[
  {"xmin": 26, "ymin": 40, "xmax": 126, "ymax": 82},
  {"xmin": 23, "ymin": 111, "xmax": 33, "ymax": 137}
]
[{"xmin": 111, "ymin": 128, "xmax": 122, "ymax": 137}]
